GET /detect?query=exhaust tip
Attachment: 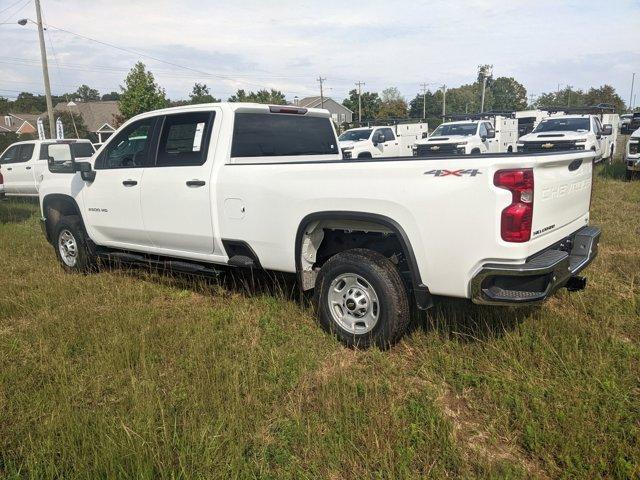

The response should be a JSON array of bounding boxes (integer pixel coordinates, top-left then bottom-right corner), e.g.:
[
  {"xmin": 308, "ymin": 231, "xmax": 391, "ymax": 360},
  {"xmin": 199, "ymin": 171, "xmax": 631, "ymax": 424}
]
[{"xmin": 566, "ymin": 275, "xmax": 587, "ymax": 292}]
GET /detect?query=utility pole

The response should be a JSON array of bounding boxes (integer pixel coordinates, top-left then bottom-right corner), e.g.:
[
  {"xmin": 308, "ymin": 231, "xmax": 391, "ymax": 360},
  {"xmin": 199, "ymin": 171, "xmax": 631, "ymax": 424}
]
[
  {"xmin": 441, "ymin": 84, "xmax": 446, "ymax": 121},
  {"xmin": 420, "ymin": 83, "xmax": 429, "ymax": 120},
  {"xmin": 630, "ymin": 73, "xmax": 635, "ymax": 112},
  {"xmin": 34, "ymin": 0, "xmax": 55, "ymax": 139},
  {"xmin": 317, "ymin": 76, "xmax": 326, "ymax": 108},
  {"xmin": 355, "ymin": 81, "xmax": 365, "ymax": 122},
  {"xmin": 479, "ymin": 65, "xmax": 493, "ymax": 113},
  {"xmin": 529, "ymin": 93, "xmax": 536, "ymax": 108}
]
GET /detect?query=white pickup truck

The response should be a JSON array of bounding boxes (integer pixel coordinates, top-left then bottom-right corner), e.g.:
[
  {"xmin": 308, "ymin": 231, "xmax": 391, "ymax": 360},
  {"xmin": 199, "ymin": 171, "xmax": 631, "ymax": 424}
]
[
  {"xmin": 413, "ymin": 116, "xmax": 517, "ymax": 156},
  {"xmin": 625, "ymin": 127, "xmax": 640, "ymax": 180},
  {"xmin": 338, "ymin": 123, "xmax": 428, "ymax": 159},
  {"xmin": 517, "ymin": 115, "xmax": 616, "ymax": 162},
  {"xmin": 0, "ymin": 139, "xmax": 95, "ymax": 196},
  {"xmin": 38, "ymin": 103, "xmax": 600, "ymax": 348}
]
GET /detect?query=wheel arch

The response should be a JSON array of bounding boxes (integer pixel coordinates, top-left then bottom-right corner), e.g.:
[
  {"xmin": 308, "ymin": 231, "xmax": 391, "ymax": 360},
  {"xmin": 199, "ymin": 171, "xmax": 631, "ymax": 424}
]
[
  {"xmin": 41, "ymin": 194, "xmax": 83, "ymax": 244},
  {"xmin": 295, "ymin": 211, "xmax": 432, "ymax": 309}
]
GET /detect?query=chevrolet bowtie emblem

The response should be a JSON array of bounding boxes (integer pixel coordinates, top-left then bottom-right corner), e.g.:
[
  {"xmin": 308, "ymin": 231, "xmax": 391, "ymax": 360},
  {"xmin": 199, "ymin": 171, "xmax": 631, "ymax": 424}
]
[
  {"xmin": 541, "ymin": 143, "xmax": 554, "ymax": 149},
  {"xmin": 430, "ymin": 145, "xmax": 440, "ymax": 150}
]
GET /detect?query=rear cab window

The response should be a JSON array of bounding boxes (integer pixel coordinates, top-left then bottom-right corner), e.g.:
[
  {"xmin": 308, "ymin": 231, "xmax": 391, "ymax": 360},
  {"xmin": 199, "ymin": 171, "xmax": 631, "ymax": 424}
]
[{"xmin": 230, "ymin": 111, "xmax": 338, "ymax": 162}]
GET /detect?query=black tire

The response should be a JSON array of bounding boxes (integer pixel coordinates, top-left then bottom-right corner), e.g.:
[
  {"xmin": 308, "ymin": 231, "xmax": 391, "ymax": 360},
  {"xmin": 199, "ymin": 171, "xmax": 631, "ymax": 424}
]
[
  {"xmin": 52, "ymin": 215, "xmax": 96, "ymax": 273},
  {"xmin": 626, "ymin": 169, "xmax": 634, "ymax": 181},
  {"xmin": 357, "ymin": 152, "xmax": 372, "ymax": 159},
  {"xmin": 471, "ymin": 148, "xmax": 481, "ymax": 154},
  {"xmin": 313, "ymin": 249, "xmax": 410, "ymax": 349}
]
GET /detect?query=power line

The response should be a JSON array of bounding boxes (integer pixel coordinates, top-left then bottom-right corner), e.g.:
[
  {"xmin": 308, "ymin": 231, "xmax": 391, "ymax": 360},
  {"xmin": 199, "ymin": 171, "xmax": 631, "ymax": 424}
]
[
  {"xmin": 0, "ymin": 0, "xmax": 30, "ymax": 24},
  {"xmin": 0, "ymin": 0, "xmax": 25, "ymax": 16}
]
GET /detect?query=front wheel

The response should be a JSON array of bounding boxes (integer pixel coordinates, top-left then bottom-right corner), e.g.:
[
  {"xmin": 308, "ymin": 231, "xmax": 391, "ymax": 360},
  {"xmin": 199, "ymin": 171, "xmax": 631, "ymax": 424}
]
[
  {"xmin": 314, "ymin": 249, "xmax": 410, "ymax": 348},
  {"xmin": 53, "ymin": 216, "xmax": 96, "ymax": 273}
]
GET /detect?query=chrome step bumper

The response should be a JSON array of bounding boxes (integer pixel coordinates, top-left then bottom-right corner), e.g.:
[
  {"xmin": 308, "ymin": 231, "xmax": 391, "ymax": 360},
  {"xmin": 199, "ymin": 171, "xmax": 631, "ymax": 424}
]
[{"xmin": 471, "ymin": 226, "xmax": 601, "ymax": 305}]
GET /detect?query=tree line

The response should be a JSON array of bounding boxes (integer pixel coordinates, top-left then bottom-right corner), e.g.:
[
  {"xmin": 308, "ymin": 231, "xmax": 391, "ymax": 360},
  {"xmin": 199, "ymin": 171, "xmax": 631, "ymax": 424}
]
[{"xmin": 0, "ymin": 62, "xmax": 632, "ymax": 129}]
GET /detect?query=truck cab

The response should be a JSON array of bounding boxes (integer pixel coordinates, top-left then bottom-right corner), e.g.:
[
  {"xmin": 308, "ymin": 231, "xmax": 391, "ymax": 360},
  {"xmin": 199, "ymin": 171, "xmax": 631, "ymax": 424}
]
[
  {"xmin": 414, "ymin": 116, "xmax": 517, "ymax": 156},
  {"xmin": 0, "ymin": 139, "xmax": 94, "ymax": 196},
  {"xmin": 338, "ymin": 123, "xmax": 427, "ymax": 159},
  {"xmin": 517, "ymin": 115, "xmax": 615, "ymax": 162}
]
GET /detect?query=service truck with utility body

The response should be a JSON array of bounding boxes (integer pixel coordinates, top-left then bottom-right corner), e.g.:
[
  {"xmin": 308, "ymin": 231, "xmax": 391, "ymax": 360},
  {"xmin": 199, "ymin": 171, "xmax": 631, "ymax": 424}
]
[
  {"xmin": 517, "ymin": 114, "xmax": 616, "ymax": 163},
  {"xmin": 413, "ymin": 115, "xmax": 517, "ymax": 156},
  {"xmin": 38, "ymin": 103, "xmax": 600, "ymax": 348},
  {"xmin": 625, "ymin": 127, "xmax": 640, "ymax": 180},
  {"xmin": 0, "ymin": 139, "xmax": 94, "ymax": 196},
  {"xmin": 338, "ymin": 123, "xmax": 428, "ymax": 159}
]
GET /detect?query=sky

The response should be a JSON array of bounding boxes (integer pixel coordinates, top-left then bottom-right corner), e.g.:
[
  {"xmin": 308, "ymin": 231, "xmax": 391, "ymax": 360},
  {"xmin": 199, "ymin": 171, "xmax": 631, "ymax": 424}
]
[{"xmin": 0, "ymin": 0, "xmax": 639, "ymax": 107}]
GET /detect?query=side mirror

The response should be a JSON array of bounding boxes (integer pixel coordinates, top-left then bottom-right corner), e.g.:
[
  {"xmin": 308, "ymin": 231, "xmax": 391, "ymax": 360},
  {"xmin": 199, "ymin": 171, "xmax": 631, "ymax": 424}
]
[
  {"xmin": 373, "ymin": 133, "xmax": 385, "ymax": 146},
  {"xmin": 480, "ymin": 135, "xmax": 487, "ymax": 142},
  {"xmin": 602, "ymin": 124, "xmax": 612, "ymax": 136},
  {"xmin": 74, "ymin": 161, "xmax": 96, "ymax": 182}
]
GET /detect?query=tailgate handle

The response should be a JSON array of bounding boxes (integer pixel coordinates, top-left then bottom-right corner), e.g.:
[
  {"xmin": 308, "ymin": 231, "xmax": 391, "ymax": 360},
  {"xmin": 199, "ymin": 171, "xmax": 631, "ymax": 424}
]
[{"xmin": 568, "ymin": 159, "xmax": 583, "ymax": 171}]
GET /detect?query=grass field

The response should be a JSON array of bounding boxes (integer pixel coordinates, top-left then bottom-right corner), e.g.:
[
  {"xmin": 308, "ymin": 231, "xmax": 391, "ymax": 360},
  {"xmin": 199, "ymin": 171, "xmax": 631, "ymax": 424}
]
[{"xmin": 1, "ymin": 152, "xmax": 639, "ymax": 479}]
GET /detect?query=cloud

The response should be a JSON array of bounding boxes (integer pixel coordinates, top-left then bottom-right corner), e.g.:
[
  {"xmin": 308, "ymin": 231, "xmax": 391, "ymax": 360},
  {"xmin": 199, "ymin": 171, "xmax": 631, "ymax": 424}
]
[{"xmin": 0, "ymin": 0, "xmax": 638, "ymax": 105}]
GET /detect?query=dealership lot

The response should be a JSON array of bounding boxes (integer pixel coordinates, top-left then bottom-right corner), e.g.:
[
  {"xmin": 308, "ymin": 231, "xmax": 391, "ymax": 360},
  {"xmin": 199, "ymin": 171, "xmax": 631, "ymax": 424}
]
[{"xmin": 0, "ymin": 150, "xmax": 638, "ymax": 478}]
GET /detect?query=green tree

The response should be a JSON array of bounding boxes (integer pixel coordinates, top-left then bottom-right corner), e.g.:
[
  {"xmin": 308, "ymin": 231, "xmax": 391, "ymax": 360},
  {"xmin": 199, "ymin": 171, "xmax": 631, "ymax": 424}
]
[
  {"xmin": 408, "ymin": 90, "xmax": 441, "ymax": 119},
  {"xmin": 584, "ymin": 85, "xmax": 626, "ymax": 112},
  {"xmin": 342, "ymin": 89, "xmax": 381, "ymax": 121},
  {"xmin": 0, "ymin": 96, "xmax": 9, "ymax": 114},
  {"xmin": 227, "ymin": 89, "xmax": 286, "ymax": 104},
  {"xmin": 489, "ymin": 77, "xmax": 527, "ymax": 111},
  {"xmin": 74, "ymin": 84, "xmax": 100, "ymax": 102},
  {"xmin": 12, "ymin": 92, "xmax": 47, "ymax": 113},
  {"xmin": 101, "ymin": 92, "xmax": 121, "ymax": 101},
  {"xmin": 376, "ymin": 87, "xmax": 408, "ymax": 119},
  {"xmin": 189, "ymin": 83, "xmax": 219, "ymax": 104},
  {"xmin": 534, "ymin": 87, "xmax": 586, "ymax": 109},
  {"xmin": 118, "ymin": 62, "xmax": 167, "ymax": 122},
  {"xmin": 0, "ymin": 132, "xmax": 22, "ymax": 152},
  {"xmin": 42, "ymin": 111, "xmax": 90, "ymax": 140}
]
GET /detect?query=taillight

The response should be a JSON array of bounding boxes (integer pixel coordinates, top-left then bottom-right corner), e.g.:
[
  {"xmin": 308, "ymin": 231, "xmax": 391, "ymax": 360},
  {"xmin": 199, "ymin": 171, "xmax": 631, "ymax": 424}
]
[
  {"xmin": 0, "ymin": 170, "xmax": 3, "ymax": 185},
  {"xmin": 494, "ymin": 168, "xmax": 534, "ymax": 242}
]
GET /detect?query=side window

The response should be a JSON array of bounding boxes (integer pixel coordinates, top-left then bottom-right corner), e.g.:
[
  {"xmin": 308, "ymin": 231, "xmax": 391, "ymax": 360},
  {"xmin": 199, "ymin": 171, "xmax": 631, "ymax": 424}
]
[
  {"xmin": 47, "ymin": 144, "xmax": 74, "ymax": 173},
  {"xmin": 18, "ymin": 144, "xmax": 35, "ymax": 162},
  {"xmin": 485, "ymin": 122, "xmax": 495, "ymax": 137},
  {"xmin": 95, "ymin": 118, "xmax": 157, "ymax": 169},
  {"xmin": 479, "ymin": 123, "xmax": 488, "ymax": 137},
  {"xmin": 0, "ymin": 145, "xmax": 20, "ymax": 164},
  {"xmin": 593, "ymin": 118, "xmax": 602, "ymax": 135},
  {"xmin": 156, "ymin": 112, "xmax": 214, "ymax": 167},
  {"xmin": 381, "ymin": 128, "xmax": 396, "ymax": 142}
]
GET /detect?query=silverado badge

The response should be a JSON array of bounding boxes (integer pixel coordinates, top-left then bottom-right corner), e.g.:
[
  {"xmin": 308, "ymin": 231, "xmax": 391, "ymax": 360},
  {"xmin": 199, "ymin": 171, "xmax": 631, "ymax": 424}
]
[
  {"xmin": 541, "ymin": 143, "xmax": 554, "ymax": 149},
  {"xmin": 430, "ymin": 145, "xmax": 440, "ymax": 151}
]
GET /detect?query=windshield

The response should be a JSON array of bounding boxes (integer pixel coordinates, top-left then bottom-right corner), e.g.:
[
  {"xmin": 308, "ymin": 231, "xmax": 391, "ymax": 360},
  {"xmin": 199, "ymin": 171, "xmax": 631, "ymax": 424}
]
[
  {"xmin": 339, "ymin": 129, "xmax": 372, "ymax": 142},
  {"xmin": 534, "ymin": 118, "xmax": 590, "ymax": 133},
  {"xmin": 431, "ymin": 123, "xmax": 477, "ymax": 137}
]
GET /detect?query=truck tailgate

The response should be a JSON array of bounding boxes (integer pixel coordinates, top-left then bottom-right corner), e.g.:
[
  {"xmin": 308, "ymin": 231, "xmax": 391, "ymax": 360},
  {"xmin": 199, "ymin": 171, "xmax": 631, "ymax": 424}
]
[{"xmin": 532, "ymin": 152, "xmax": 593, "ymax": 240}]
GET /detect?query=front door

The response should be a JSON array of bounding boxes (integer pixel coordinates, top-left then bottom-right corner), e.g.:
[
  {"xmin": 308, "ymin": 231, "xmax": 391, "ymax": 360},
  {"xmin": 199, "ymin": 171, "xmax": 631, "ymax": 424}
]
[
  {"xmin": 82, "ymin": 117, "xmax": 159, "ymax": 248},
  {"xmin": 140, "ymin": 110, "xmax": 217, "ymax": 254},
  {"xmin": 0, "ymin": 144, "xmax": 22, "ymax": 194},
  {"xmin": 13, "ymin": 143, "xmax": 36, "ymax": 194}
]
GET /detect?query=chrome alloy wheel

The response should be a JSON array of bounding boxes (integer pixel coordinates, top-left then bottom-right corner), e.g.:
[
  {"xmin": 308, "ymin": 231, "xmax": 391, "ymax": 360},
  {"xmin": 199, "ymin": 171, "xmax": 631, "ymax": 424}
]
[
  {"xmin": 327, "ymin": 273, "xmax": 380, "ymax": 334},
  {"xmin": 58, "ymin": 229, "xmax": 78, "ymax": 267}
]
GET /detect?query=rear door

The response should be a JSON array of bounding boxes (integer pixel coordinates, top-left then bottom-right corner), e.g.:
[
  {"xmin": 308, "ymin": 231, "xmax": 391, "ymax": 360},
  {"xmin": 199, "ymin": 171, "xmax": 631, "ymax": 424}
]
[
  {"xmin": 532, "ymin": 152, "xmax": 594, "ymax": 239},
  {"xmin": 140, "ymin": 110, "xmax": 217, "ymax": 254}
]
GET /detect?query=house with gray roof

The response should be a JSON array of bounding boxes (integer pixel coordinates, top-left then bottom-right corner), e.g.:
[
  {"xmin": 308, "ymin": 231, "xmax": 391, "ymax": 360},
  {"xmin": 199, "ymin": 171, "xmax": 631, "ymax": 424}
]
[
  {"xmin": 296, "ymin": 97, "xmax": 353, "ymax": 124},
  {"xmin": 1, "ymin": 113, "xmax": 39, "ymax": 135},
  {"xmin": 54, "ymin": 100, "xmax": 120, "ymax": 143}
]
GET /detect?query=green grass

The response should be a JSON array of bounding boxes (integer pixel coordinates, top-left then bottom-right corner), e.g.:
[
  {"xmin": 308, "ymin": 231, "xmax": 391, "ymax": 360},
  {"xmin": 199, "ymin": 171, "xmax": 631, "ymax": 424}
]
[{"xmin": 1, "ymin": 149, "xmax": 639, "ymax": 479}]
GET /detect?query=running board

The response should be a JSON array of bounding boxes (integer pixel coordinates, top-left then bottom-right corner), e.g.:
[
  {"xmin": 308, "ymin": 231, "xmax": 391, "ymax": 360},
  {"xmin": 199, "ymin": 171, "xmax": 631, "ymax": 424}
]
[{"xmin": 100, "ymin": 251, "xmax": 222, "ymax": 276}]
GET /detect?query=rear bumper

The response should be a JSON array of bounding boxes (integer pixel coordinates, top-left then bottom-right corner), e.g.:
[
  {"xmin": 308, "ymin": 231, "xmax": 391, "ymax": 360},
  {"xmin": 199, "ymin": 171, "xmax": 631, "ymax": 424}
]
[{"xmin": 470, "ymin": 226, "xmax": 600, "ymax": 305}]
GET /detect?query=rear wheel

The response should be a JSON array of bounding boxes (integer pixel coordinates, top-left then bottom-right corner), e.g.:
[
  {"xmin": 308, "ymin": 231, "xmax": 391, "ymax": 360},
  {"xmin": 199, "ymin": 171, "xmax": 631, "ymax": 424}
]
[
  {"xmin": 626, "ymin": 169, "xmax": 634, "ymax": 181},
  {"xmin": 314, "ymin": 249, "xmax": 410, "ymax": 348},
  {"xmin": 53, "ymin": 216, "xmax": 96, "ymax": 272}
]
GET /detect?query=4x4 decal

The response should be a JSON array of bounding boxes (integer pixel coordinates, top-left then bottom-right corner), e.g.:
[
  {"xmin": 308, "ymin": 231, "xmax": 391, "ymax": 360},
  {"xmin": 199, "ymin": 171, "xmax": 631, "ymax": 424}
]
[{"xmin": 424, "ymin": 169, "xmax": 482, "ymax": 177}]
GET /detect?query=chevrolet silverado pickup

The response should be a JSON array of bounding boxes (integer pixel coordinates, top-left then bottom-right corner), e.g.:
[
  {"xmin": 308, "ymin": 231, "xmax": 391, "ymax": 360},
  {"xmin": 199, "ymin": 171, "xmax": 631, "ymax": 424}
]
[
  {"xmin": 38, "ymin": 103, "xmax": 600, "ymax": 348},
  {"xmin": 625, "ymin": 127, "xmax": 640, "ymax": 180}
]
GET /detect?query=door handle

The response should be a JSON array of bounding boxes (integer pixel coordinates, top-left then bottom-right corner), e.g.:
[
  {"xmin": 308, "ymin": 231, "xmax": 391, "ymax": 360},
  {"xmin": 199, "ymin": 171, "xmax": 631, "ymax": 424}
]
[
  {"xmin": 26, "ymin": 166, "xmax": 32, "ymax": 170},
  {"xmin": 6, "ymin": 167, "xmax": 12, "ymax": 171},
  {"xmin": 122, "ymin": 180, "xmax": 138, "ymax": 187},
  {"xmin": 186, "ymin": 180, "xmax": 206, "ymax": 187}
]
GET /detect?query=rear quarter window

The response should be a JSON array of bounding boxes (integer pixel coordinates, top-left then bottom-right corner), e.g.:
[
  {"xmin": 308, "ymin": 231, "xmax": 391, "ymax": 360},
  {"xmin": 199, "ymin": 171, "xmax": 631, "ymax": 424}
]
[{"xmin": 231, "ymin": 113, "xmax": 338, "ymax": 158}]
